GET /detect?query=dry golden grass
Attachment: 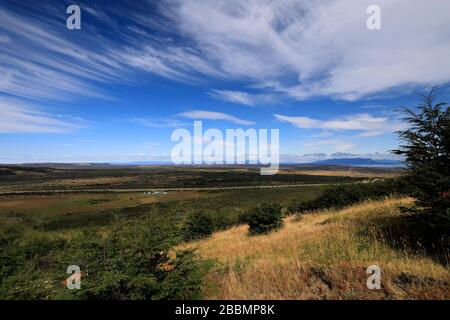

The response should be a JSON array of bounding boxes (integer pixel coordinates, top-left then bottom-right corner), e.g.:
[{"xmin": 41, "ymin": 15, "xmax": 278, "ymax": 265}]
[
  {"xmin": 46, "ymin": 176, "xmax": 137, "ymax": 186},
  {"xmin": 278, "ymin": 169, "xmax": 399, "ymax": 178},
  {"xmin": 181, "ymin": 198, "xmax": 450, "ymax": 299}
]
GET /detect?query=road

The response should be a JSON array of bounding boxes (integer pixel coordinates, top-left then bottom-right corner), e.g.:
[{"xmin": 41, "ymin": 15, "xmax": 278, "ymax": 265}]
[{"xmin": 0, "ymin": 182, "xmax": 359, "ymax": 195}]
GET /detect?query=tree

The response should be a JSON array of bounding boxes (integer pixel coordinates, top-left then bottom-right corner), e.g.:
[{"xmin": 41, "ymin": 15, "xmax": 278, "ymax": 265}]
[
  {"xmin": 182, "ymin": 212, "xmax": 214, "ymax": 241},
  {"xmin": 245, "ymin": 203, "xmax": 283, "ymax": 236},
  {"xmin": 393, "ymin": 88, "xmax": 450, "ymax": 219}
]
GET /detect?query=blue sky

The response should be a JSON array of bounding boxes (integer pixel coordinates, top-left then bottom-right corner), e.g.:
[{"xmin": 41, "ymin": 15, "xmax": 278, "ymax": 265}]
[{"xmin": 1, "ymin": 0, "xmax": 449, "ymax": 163}]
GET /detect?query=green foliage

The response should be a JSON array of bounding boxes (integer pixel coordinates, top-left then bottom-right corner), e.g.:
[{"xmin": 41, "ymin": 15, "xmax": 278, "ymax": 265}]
[
  {"xmin": 38, "ymin": 211, "xmax": 115, "ymax": 231},
  {"xmin": 0, "ymin": 184, "xmax": 326, "ymax": 300},
  {"xmin": 393, "ymin": 89, "xmax": 450, "ymax": 219},
  {"xmin": 0, "ymin": 215, "xmax": 209, "ymax": 300},
  {"xmin": 245, "ymin": 203, "xmax": 283, "ymax": 236},
  {"xmin": 182, "ymin": 212, "xmax": 214, "ymax": 241},
  {"xmin": 289, "ymin": 179, "xmax": 409, "ymax": 214}
]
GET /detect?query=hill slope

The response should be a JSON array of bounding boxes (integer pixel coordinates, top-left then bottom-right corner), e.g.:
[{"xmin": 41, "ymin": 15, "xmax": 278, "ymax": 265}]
[{"xmin": 183, "ymin": 198, "xmax": 449, "ymax": 299}]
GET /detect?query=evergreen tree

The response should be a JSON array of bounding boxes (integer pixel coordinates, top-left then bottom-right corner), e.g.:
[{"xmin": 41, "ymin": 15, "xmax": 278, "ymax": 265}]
[
  {"xmin": 393, "ymin": 88, "xmax": 450, "ymax": 219},
  {"xmin": 182, "ymin": 212, "xmax": 214, "ymax": 241}
]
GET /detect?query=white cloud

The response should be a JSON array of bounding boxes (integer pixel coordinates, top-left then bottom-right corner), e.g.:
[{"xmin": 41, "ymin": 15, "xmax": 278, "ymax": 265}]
[
  {"xmin": 0, "ymin": 153, "xmax": 172, "ymax": 164},
  {"xmin": 274, "ymin": 113, "xmax": 405, "ymax": 136},
  {"xmin": 163, "ymin": 0, "xmax": 450, "ymax": 100},
  {"xmin": 84, "ymin": 6, "xmax": 115, "ymax": 25},
  {"xmin": 0, "ymin": 8, "xmax": 128, "ymax": 101},
  {"xmin": 3, "ymin": 0, "xmax": 448, "ymax": 106},
  {"xmin": 0, "ymin": 151, "xmax": 402, "ymax": 164},
  {"xmin": 360, "ymin": 104, "xmax": 386, "ymax": 109},
  {"xmin": 0, "ymin": 98, "xmax": 83, "ymax": 133},
  {"xmin": 116, "ymin": 45, "xmax": 223, "ymax": 84},
  {"xmin": 209, "ymin": 90, "xmax": 256, "ymax": 106},
  {"xmin": 179, "ymin": 110, "xmax": 255, "ymax": 125},
  {"xmin": 357, "ymin": 131, "xmax": 384, "ymax": 137},
  {"xmin": 209, "ymin": 89, "xmax": 277, "ymax": 106}
]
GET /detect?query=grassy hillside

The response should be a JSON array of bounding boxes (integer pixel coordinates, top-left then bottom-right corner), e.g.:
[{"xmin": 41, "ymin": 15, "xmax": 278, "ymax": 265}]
[{"xmin": 182, "ymin": 198, "xmax": 450, "ymax": 299}]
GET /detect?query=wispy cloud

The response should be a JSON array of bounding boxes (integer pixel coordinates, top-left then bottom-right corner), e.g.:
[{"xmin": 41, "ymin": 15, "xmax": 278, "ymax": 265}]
[
  {"xmin": 0, "ymin": 98, "xmax": 84, "ymax": 133},
  {"xmin": 179, "ymin": 110, "xmax": 255, "ymax": 125},
  {"xmin": 274, "ymin": 113, "xmax": 405, "ymax": 136},
  {"xmin": 0, "ymin": 7, "xmax": 128, "ymax": 101},
  {"xmin": 360, "ymin": 104, "xmax": 386, "ymax": 109},
  {"xmin": 209, "ymin": 90, "xmax": 256, "ymax": 106},
  {"xmin": 3, "ymin": 0, "xmax": 449, "ymax": 107},
  {"xmin": 0, "ymin": 153, "xmax": 172, "ymax": 164},
  {"xmin": 128, "ymin": 118, "xmax": 189, "ymax": 128},
  {"xmin": 161, "ymin": 0, "xmax": 450, "ymax": 100},
  {"xmin": 209, "ymin": 90, "xmax": 277, "ymax": 106}
]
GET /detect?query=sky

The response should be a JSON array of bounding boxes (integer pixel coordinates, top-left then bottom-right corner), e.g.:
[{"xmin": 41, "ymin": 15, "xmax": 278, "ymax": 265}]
[{"xmin": 0, "ymin": 0, "xmax": 450, "ymax": 164}]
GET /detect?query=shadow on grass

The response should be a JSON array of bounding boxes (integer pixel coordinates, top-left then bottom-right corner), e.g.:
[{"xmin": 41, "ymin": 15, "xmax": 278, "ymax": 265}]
[{"xmin": 368, "ymin": 213, "xmax": 450, "ymax": 266}]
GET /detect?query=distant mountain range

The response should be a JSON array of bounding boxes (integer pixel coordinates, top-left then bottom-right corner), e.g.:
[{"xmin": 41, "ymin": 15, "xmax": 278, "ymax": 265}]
[
  {"xmin": 1, "ymin": 158, "xmax": 404, "ymax": 168},
  {"xmin": 312, "ymin": 158, "xmax": 404, "ymax": 166}
]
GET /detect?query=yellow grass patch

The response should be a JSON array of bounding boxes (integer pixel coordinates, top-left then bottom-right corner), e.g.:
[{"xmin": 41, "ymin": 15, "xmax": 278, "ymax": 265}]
[
  {"xmin": 278, "ymin": 169, "xmax": 399, "ymax": 178},
  {"xmin": 181, "ymin": 198, "xmax": 450, "ymax": 299},
  {"xmin": 46, "ymin": 176, "xmax": 137, "ymax": 186}
]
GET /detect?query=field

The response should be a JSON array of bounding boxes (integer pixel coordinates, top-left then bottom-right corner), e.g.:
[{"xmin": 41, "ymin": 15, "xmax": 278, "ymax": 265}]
[
  {"xmin": 0, "ymin": 164, "xmax": 400, "ymax": 193},
  {"xmin": 2, "ymin": 164, "xmax": 448, "ymax": 300},
  {"xmin": 0, "ymin": 165, "xmax": 397, "ymax": 239},
  {"xmin": 0, "ymin": 187, "xmax": 326, "ymax": 233}
]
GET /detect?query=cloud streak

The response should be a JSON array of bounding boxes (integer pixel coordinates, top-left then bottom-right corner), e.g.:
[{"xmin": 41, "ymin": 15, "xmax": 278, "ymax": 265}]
[
  {"xmin": 179, "ymin": 110, "xmax": 255, "ymax": 125},
  {"xmin": 128, "ymin": 118, "xmax": 189, "ymax": 128},
  {"xmin": 274, "ymin": 113, "xmax": 405, "ymax": 136},
  {"xmin": 0, "ymin": 98, "xmax": 84, "ymax": 133},
  {"xmin": 0, "ymin": 7, "xmax": 129, "ymax": 101},
  {"xmin": 209, "ymin": 90, "xmax": 277, "ymax": 106},
  {"xmin": 3, "ymin": 0, "xmax": 449, "ymax": 106}
]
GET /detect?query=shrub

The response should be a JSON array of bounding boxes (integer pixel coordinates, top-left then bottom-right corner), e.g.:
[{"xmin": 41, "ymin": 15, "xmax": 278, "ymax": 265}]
[
  {"xmin": 288, "ymin": 179, "xmax": 410, "ymax": 214},
  {"xmin": 245, "ymin": 203, "xmax": 283, "ymax": 236},
  {"xmin": 182, "ymin": 212, "xmax": 214, "ymax": 241},
  {"xmin": 0, "ymin": 215, "xmax": 209, "ymax": 300}
]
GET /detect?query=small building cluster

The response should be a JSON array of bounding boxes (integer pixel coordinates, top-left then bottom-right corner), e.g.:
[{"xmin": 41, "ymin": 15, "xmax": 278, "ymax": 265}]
[{"xmin": 142, "ymin": 191, "xmax": 168, "ymax": 196}]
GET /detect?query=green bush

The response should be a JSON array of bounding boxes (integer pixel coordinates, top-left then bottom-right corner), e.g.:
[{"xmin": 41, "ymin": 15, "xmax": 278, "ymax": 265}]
[
  {"xmin": 288, "ymin": 179, "xmax": 410, "ymax": 214},
  {"xmin": 0, "ymin": 215, "xmax": 209, "ymax": 300},
  {"xmin": 245, "ymin": 203, "xmax": 283, "ymax": 236},
  {"xmin": 182, "ymin": 212, "xmax": 214, "ymax": 241}
]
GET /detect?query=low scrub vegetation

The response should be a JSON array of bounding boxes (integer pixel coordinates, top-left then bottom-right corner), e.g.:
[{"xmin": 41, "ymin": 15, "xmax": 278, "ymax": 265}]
[
  {"xmin": 0, "ymin": 214, "xmax": 209, "ymax": 300},
  {"xmin": 182, "ymin": 212, "xmax": 214, "ymax": 241},
  {"xmin": 0, "ymin": 165, "xmax": 361, "ymax": 191},
  {"xmin": 244, "ymin": 203, "xmax": 283, "ymax": 236},
  {"xmin": 288, "ymin": 179, "xmax": 409, "ymax": 214}
]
